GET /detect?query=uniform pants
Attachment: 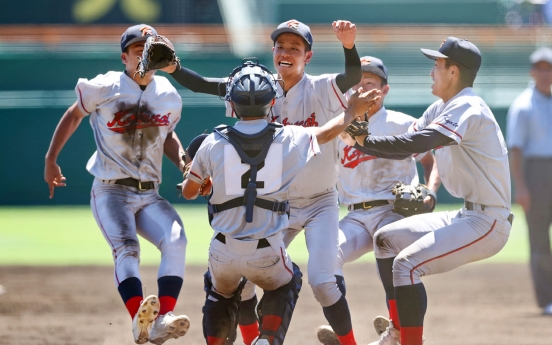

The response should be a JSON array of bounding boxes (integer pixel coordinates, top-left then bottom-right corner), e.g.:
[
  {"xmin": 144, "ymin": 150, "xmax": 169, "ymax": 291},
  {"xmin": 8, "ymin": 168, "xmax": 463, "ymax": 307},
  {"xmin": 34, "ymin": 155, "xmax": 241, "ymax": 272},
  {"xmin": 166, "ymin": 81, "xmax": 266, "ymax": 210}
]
[
  {"xmin": 208, "ymin": 231, "xmax": 293, "ymax": 298},
  {"xmin": 283, "ymin": 190, "xmax": 341, "ymax": 307},
  {"xmin": 374, "ymin": 206, "xmax": 511, "ymax": 287},
  {"xmin": 525, "ymin": 158, "xmax": 552, "ymax": 307},
  {"xmin": 336, "ymin": 204, "xmax": 403, "ymax": 276},
  {"xmin": 90, "ymin": 179, "xmax": 187, "ymax": 285}
]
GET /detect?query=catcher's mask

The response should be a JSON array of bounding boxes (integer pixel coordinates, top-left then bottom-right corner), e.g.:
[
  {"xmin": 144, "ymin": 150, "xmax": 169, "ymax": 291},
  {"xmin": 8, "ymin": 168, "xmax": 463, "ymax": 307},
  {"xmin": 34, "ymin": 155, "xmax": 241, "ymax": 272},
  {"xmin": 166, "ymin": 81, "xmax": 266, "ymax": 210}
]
[{"xmin": 224, "ymin": 58, "xmax": 281, "ymax": 118}]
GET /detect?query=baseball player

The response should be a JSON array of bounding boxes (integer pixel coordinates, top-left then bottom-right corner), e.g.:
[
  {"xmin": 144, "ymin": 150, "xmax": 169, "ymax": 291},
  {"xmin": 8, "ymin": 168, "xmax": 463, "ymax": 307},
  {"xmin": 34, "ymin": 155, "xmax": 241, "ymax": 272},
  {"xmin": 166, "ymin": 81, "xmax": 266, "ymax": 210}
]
[
  {"xmin": 181, "ymin": 60, "xmax": 379, "ymax": 345},
  {"xmin": 343, "ymin": 37, "xmax": 513, "ymax": 345},
  {"xmin": 219, "ymin": 19, "xmax": 364, "ymax": 345},
  {"xmin": 316, "ymin": 56, "xmax": 441, "ymax": 345},
  {"xmin": 44, "ymin": 24, "xmax": 191, "ymax": 345}
]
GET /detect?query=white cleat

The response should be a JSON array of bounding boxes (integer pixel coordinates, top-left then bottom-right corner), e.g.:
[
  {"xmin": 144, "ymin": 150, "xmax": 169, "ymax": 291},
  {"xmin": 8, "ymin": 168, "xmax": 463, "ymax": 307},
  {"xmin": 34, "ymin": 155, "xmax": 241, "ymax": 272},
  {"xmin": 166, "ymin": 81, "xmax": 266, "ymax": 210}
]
[
  {"xmin": 316, "ymin": 325, "xmax": 340, "ymax": 345},
  {"xmin": 132, "ymin": 295, "xmax": 160, "ymax": 344},
  {"xmin": 373, "ymin": 316, "xmax": 390, "ymax": 336},
  {"xmin": 149, "ymin": 312, "xmax": 190, "ymax": 345},
  {"xmin": 367, "ymin": 320, "xmax": 400, "ymax": 345}
]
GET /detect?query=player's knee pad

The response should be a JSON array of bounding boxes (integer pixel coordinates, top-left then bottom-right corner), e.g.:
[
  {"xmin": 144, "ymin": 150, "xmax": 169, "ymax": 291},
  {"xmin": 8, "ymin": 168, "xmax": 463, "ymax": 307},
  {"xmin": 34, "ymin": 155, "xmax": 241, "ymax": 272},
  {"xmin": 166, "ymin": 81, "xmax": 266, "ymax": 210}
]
[
  {"xmin": 202, "ymin": 270, "xmax": 247, "ymax": 344},
  {"xmin": 256, "ymin": 263, "xmax": 302, "ymax": 345}
]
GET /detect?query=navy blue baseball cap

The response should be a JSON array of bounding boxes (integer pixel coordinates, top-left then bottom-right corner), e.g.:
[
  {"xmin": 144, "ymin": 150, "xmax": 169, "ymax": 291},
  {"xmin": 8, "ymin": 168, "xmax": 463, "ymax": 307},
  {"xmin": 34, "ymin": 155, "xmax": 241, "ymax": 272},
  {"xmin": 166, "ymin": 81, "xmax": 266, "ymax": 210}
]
[
  {"xmin": 360, "ymin": 56, "xmax": 388, "ymax": 81},
  {"xmin": 421, "ymin": 37, "xmax": 482, "ymax": 73},
  {"xmin": 120, "ymin": 24, "xmax": 157, "ymax": 52},
  {"xmin": 186, "ymin": 133, "xmax": 209, "ymax": 161},
  {"xmin": 271, "ymin": 20, "xmax": 313, "ymax": 49}
]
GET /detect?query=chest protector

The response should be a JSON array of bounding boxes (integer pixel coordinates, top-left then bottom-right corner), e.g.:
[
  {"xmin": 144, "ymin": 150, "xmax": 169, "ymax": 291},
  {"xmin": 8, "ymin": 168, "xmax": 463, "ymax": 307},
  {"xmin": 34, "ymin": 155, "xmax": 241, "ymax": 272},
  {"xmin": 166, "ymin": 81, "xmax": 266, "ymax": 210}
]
[{"xmin": 210, "ymin": 123, "xmax": 287, "ymax": 223}]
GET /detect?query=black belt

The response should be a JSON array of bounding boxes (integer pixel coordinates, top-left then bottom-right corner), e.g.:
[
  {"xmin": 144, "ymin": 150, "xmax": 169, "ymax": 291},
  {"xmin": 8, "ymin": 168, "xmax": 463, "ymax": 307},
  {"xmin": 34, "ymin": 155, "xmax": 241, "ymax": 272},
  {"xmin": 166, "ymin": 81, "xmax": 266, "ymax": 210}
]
[
  {"xmin": 349, "ymin": 200, "xmax": 390, "ymax": 211},
  {"xmin": 113, "ymin": 178, "xmax": 155, "ymax": 190},
  {"xmin": 209, "ymin": 197, "xmax": 289, "ymax": 215},
  {"xmin": 215, "ymin": 232, "xmax": 271, "ymax": 249},
  {"xmin": 464, "ymin": 200, "xmax": 514, "ymax": 225}
]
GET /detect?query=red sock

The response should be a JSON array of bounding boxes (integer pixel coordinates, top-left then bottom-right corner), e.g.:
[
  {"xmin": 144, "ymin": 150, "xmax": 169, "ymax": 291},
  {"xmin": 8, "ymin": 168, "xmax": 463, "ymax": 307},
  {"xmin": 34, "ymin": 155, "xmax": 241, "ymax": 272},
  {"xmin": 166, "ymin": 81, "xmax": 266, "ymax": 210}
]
[
  {"xmin": 125, "ymin": 296, "xmax": 143, "ymax": 319},
  {"xmin": 207, "ymin": 336, "xmax": 226, "ymax": 345},
  {"xmin": 388, "ymin": 299, "xmax": 401, "ymax": 330},
  {"xmin": 159, "ymin": 296, "xmax": 177, "ymax": 315},
  {"xmin": 401, "ymin": 326, "xmax": 423, "ymax": 345},
  {"xmin": 336, "ymin": 329, "xmax": 357, "ymax": 345},
  {"xmin": 239, "ymin": 322, "xmax": 260, "ymax": 345}
]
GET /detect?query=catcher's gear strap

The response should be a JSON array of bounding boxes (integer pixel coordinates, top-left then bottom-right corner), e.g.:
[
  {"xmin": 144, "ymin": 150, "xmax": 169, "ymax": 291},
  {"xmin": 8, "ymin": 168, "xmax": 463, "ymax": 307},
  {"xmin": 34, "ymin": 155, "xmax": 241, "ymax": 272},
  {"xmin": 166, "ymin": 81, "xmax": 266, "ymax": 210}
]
[
  {"xmin": 257, "ymin": 263, "xmax": 303, "ymax": 345},
  {"xmin": 213, "ymin": 123, "xmax": 285, "ymax": 223},
  {"xmin": 208, "ymin": 197, "xmax": 290, "ymax": 215},
  {"xmin": 202, "ymin": 270, "xmax": 247, "ymax": 343}
]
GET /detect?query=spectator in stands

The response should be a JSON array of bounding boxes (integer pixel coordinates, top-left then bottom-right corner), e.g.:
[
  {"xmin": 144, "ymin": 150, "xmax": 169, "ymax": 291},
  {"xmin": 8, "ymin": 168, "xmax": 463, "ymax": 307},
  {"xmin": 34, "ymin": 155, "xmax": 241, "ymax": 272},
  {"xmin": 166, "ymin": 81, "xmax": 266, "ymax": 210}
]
[{"xmin": 507, "ymin": 46, "xmax": 552, "ymax": 316}]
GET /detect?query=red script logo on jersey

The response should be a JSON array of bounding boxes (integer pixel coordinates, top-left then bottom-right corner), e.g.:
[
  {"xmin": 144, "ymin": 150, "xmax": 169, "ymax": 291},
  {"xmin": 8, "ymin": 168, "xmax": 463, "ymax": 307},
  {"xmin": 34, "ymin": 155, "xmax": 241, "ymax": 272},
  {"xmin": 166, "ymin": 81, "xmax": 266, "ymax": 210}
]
[
  {"xmin": 341, "ymin": 145, "xmax": 377, "ymax": 168},
  {"xmin": 107, "ymin": 109, "xmax": 171, "ymax": 133},
  {"xmin": 276, "ymin": 112, "xmax": 319, "ymax": 127}
]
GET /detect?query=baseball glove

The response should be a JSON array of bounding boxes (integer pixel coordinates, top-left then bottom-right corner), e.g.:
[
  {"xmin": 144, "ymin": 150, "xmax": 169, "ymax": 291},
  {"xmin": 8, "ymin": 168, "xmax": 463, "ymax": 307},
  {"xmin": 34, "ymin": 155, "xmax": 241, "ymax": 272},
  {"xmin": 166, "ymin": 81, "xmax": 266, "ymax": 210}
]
[
  {"xmin": 391, "ymin": 182, "xmax": 437, "ymax": 217},
  {"xmin": 344, "ymin": 119, "xmax": 370, "ymax": 139},
  {"xmin": 135, "ymin": 35, "xmax": 179, "ymax": 78}
]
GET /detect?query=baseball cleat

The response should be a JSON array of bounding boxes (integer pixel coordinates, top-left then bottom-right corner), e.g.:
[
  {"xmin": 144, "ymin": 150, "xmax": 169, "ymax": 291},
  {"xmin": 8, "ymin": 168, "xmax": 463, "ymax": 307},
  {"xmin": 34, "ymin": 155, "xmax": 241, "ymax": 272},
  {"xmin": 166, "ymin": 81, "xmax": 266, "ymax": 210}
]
[
  {"xmin": 132, "ymin": 295, "xmax": 160, "ymax": 344},
  {"xmin": 149, "ymin": 312, "xmax": 190, "ymax": 345},
  {"xmin": 316, "ymin": 325, "xmax": 340, "ymax": 345},
  {"xmin": 367, "ymin": 320, "xmax": 400, "ymax": 345},
  {"xmin": 373, "ymin": 315, "xmax": 390, "ymax": 336}
]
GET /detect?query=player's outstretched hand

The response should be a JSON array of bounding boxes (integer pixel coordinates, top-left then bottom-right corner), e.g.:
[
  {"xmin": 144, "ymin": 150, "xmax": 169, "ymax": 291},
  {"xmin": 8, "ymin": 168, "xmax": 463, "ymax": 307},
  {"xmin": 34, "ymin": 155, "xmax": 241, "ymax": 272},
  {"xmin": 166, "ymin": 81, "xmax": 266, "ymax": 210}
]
[
  {"xmin": 348, "ymin": 87, "xmax": 381, "ymax": 117},
  {"xmin": 44, "ymin": 161, "xmax": 66, "ymax": 199},
  {"xmin": 332, "ymin": 20, "xmax": 356, "ymax": 49}
]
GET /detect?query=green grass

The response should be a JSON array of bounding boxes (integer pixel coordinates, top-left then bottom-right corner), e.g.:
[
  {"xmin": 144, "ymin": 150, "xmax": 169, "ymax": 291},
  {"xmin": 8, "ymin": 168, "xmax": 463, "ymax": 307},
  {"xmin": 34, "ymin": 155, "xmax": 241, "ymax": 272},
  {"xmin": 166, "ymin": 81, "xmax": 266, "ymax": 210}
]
[{"xmin": 0, "ymin": 204, "xmax": 528, "ymax": 266}]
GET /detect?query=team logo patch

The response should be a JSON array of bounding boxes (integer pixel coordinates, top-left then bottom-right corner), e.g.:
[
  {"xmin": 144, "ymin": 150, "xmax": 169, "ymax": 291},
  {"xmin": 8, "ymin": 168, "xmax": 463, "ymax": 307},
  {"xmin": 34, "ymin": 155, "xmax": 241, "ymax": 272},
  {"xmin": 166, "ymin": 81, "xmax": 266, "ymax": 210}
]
[
  {"xmin": 277, "ymin": 112, "xmax": 318, "ymax": 127},
  {"xmin": 439, "ymin": 39, "xmax": 446, "ymax": 48},
  {"xmin": 360, "ymin": 58, "xmax": 371, "ymax": 66},
  {"xmin": 107, "ymin": 109, "xmax": 171, "ymax": 133},
  {"xmin": 140, "ymin": 25, "xmax": 153, "ymax": 36},
  {"xmin": 341, "ymin": 146, "xmax": 377, "ymax": 169},
  {"xmin": 287, "ymin": 20, "xmax": 300, "ymax": 30}
]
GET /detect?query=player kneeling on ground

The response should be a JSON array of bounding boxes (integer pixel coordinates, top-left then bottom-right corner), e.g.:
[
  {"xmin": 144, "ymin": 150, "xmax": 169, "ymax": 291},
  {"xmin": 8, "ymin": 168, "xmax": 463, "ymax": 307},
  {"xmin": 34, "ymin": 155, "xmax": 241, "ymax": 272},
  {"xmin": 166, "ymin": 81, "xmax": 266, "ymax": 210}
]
[{"xmin": 181, "ymin": 59, "xmax": 379, "ymax": 345}]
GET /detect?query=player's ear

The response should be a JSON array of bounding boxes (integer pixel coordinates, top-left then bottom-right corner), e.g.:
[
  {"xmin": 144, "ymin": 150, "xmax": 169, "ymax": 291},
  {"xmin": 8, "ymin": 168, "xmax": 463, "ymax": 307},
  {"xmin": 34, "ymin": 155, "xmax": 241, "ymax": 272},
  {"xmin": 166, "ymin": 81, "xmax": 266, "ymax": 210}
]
[
  {"xmin": 121, "ymin": 52, "xmax": 127, "ymax": 65},
  {"xmin": 305, "ymin": 51, "xmax": 313, "ymax": 65},
  {"xmin": 381, "ymin": 84, "xmax": 390, "ymax": 97}
]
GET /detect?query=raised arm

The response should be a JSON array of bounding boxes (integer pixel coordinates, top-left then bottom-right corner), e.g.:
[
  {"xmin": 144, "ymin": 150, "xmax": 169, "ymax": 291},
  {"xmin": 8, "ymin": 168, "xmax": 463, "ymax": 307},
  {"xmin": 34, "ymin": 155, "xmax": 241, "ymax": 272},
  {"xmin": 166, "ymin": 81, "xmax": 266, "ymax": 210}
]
[
  {"xmin": 166, "ymin": 64, "xmax": 226, "ymax": 96},
  {"xmin": 44, "ymin": 101, "xmax": 87, "ymax": 198},
  {"xmin": 332, "ymin": 20, "xmax": 362, "ymax": 93}
]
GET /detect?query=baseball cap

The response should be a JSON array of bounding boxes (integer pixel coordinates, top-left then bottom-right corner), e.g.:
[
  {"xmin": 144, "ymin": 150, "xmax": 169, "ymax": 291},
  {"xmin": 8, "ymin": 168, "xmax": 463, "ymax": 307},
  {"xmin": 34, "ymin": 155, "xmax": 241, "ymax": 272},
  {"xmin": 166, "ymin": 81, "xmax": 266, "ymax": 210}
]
[
  {"xmin": 271, "ymin": 19, "xmax": 313, "ymax": 49},
  {"xmin": 421, "ymin": 37, "xmax": 482, "ymax": 73},
  {"xmin": 530, "ymin": 47, "xmax": 552, "ymax": 65},
  {"xmin": 186, "ymin": 133, "xmax": 209, "ymax": 161},
  {"xmin": 120, "ymin": 24, "xmax": 158, "ymax": 52},
  {"xmin": 360, "ymin": 56, "xmax": 388, "ymax": 81}
]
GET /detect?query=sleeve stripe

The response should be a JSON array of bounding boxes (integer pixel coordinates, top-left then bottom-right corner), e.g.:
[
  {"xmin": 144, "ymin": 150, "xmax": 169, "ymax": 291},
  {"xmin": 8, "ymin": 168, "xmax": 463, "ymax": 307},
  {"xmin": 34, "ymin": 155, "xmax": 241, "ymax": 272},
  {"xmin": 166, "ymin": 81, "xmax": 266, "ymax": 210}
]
[
  {"xmin": 77, "ymin": 86, "xmax": 90, "ymax": 114},
  {"xmin": 433, "ymin": 122, "xmax": 463, "ymax": 140},
  {"xmin": 331, "ymin": 82, "xmax": 347, "ymax": 110},
  {"xmin": 190, "ymin": 171, "xmax": 202, "ymax": 180}
]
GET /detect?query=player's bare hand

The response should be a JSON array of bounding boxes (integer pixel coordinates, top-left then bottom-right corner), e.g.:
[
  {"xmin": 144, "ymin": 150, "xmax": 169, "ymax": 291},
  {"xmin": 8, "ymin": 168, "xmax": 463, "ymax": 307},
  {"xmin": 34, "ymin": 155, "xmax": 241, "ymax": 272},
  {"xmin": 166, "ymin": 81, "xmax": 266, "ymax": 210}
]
[
  {"xmin": 339, "ymin": 132, "xmax": 357, "ymax": 147},
  {"xmin": 332, "ymin": 20, "xmax": 356, "ymax": 49},
  {"xmin": 44, "ymin": 161, "xmax": 66, "ymax": 199},
  {"xmin": 199, "ymin": 176, "xmax": 213, "ymax": 196},
  {"xmin": 347, "ymin": 88, "xmax": 381, "ymax": 117},
  {"xmin": 515, "ymin": 185, "xmax": 531, "ymax": 213}
]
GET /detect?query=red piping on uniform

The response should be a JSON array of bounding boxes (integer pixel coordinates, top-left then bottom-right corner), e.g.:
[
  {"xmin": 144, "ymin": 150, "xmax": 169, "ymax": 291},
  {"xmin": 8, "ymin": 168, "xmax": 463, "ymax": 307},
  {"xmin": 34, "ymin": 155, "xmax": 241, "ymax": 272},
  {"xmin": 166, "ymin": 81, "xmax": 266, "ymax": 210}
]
[
  {"xmin": 280, "ymin": 248, "xmax": 293, "ymax": 276},
  {"xmin": 92, "ymin": 189, "xmax": 120, "ymax": 284},
  {"xmin": 190, "ymin": 171, "xmax": 202, "ymax": 180},
  {"xmin": 331, "ymin": 83, "xmax": 347, "ymax": 110},
  {"xmin": 409, "ymin": 220, "xmax": 497, "ymax": 284},
  {"xmin": 77, "ymin": 86, "xmax": 90, "ymax": 114},
  {"xmin": 433, "ymin": 122, "xmax": 463, "ymax": 140}
]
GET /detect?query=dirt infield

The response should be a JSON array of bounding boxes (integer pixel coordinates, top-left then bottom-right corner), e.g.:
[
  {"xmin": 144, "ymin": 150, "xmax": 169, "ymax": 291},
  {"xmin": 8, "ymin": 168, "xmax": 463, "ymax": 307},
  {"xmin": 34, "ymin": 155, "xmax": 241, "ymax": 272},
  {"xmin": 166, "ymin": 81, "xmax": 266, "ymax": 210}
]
[{"xmin": 0, "ymin": 262, "xmax": 550, "ymax": 345}]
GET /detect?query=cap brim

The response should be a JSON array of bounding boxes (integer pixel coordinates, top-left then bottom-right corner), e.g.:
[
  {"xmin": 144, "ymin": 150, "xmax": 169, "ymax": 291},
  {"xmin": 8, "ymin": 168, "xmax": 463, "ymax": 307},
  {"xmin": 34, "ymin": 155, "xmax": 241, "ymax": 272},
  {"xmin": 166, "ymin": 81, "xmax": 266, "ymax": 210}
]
[
  {"xmin": 420, "ymin": 48, "xmax": 448, "ymax": 60},
  {"xmin": 271, "ymin": 28, "xmax": 311, "ymax": 47},
  {"xmin": 123, "ymin": 35, "xmax": 151, "ymax": 50},
  {"xmin": 360, "ymin": 66, "xmax": 387, "ymax": 80}
]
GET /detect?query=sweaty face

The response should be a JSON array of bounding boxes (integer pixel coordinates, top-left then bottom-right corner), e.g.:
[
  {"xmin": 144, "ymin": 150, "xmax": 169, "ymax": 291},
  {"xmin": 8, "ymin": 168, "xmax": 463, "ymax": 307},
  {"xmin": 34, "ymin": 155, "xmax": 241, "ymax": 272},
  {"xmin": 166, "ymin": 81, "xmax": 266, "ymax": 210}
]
[
  {"xmin": 273, "ymin": 33, "xmax": 312, "ymax": 79},
  {"xmin": 531, "ymin": 61, "xmax": 552, "ymax": 89},
  {"xmin": 430, "ymin": 58, "xmax": 452, "ymax": 98},
  {"xmin": 352, "ymin": 72, "xmax": 387, "ymax": 115}
]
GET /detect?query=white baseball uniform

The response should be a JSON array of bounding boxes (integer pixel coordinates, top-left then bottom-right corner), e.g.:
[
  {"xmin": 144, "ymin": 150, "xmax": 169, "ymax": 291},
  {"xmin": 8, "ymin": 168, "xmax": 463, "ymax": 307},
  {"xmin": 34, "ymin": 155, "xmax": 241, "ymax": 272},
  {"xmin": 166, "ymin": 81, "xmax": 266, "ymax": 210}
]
[
  {"xmin": 374, "ymin": 87, "xmax": 512, "ymax": 287},
  {"xmin": 76, "ymin": 71, "xmax": 187, "ymax": 285},
  {"xmin": 336, "ymin": 107, "xmax": 425, "ymax": 276},
  {"xmin": 187, "ymin": 119, "xmax": 320, "ymax": 297},
  {"xmin": 226, "ymin": 74, "xmax": 347, "ymax": 306}
]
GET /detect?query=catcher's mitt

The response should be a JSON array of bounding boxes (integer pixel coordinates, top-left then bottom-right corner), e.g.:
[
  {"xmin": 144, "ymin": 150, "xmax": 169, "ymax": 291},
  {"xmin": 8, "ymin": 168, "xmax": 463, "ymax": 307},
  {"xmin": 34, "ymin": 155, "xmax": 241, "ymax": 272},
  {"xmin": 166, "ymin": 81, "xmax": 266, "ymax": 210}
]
[
  {"xmin": 135, "ymin": 35, "xmax": 179, "ymax": 78},
  {"xmin": 391, "ymin": 182, "xmax": 437, "ymax": 217},
  {"xmin": 344, "ymin": 119, "xmax": 370, "ymax": 139}
]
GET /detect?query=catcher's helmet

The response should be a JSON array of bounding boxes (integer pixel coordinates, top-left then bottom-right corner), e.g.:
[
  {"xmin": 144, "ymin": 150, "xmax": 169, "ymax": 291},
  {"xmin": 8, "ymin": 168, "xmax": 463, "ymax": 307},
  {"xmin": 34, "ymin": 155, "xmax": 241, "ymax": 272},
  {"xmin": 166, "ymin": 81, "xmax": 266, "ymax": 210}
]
[{"xmin": 226, "ymin": 58, "xmax": 280, "ymax": 118}]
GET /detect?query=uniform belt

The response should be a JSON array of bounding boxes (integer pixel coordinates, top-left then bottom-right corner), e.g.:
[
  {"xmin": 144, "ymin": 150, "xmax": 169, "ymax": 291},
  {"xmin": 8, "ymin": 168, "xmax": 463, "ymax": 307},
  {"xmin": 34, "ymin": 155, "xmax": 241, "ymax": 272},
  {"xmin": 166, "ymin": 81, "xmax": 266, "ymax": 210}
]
[
  {"xmin": 215, "ymin": 232, "xmax": 271, "ymax": 249},
  {"xmin": 349, "ymin": 200, "xmax": 390, "ymax": 211},
  {"xmin": 464, "ymin": 200, "xmax": 514, "ymax": 225},
  {"xmin": 114, "ymin": 178, "xmax": 155, "ymax": 190},
  {"xmin": 209, "ymin": 197, "xmax": 290, "ymax": 215}
]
